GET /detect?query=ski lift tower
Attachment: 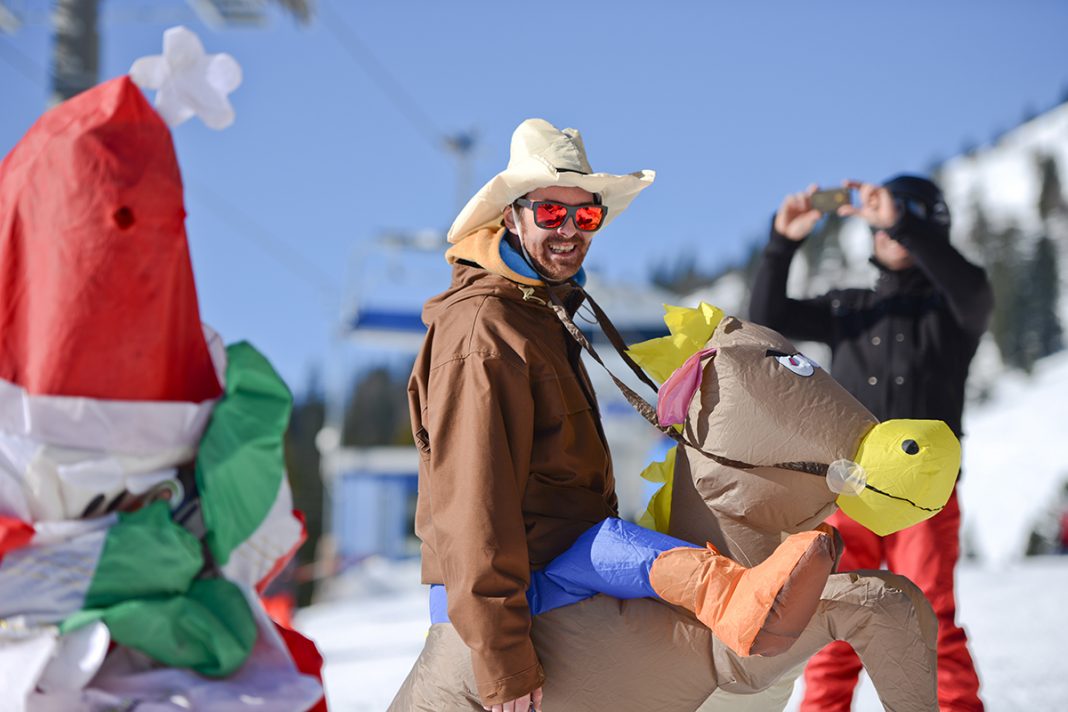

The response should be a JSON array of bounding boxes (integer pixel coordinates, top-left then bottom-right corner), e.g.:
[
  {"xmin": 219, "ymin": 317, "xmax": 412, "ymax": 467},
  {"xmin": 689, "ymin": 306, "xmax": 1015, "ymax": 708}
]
[
  {"xmin": 444, "ymin": 129, "xmax": 478, "ymax": 214},
  {"xmin": 317, "ymin": 229, "xmax": 447, "ymax": 562}
]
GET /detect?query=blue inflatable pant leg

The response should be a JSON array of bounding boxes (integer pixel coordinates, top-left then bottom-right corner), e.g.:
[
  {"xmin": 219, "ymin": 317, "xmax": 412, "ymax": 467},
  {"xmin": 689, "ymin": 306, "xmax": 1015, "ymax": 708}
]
[{"xmin": 528, "ymin": 517, "xmax": 695, "ymax": 616}]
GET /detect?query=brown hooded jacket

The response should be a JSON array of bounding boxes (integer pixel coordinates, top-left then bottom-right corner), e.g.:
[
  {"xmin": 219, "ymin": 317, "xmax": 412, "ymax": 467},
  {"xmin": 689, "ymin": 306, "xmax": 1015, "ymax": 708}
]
[{"xmin": 407, "ymin": 226, "xmax": 617, "ymax": 705}]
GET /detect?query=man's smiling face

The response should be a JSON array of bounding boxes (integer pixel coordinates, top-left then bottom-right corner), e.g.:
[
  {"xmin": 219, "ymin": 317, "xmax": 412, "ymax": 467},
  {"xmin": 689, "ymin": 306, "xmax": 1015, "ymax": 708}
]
[{"xmin": 504, "ymin": 185, "xmax": 598, "ymax": 282}]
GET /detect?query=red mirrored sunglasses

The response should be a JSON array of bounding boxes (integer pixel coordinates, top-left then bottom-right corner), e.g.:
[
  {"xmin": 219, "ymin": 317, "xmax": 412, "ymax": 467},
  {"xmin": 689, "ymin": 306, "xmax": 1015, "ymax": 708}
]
[{"xmin": 514, "ymin": 198, "xmax": 608, "ymax": 232}]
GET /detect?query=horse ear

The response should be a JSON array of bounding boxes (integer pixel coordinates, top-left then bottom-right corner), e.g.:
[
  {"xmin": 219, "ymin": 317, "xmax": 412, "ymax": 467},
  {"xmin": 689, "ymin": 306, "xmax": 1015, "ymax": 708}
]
[{"xmin": 657, "ymin": 347, "xmax": 716, "ymax": 426}]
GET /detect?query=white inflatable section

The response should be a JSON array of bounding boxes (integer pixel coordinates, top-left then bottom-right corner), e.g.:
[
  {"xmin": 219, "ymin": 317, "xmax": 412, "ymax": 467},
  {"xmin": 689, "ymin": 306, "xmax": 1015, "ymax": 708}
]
[{"xmin": 222, "ymin": 480, "xmax": 303, "ymax": 588}]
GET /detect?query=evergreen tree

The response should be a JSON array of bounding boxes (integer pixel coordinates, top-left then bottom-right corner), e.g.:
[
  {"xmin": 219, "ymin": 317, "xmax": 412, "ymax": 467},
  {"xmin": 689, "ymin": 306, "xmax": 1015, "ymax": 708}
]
[
  {"xmin": 1017, "ymin": 236, "xmax": 1064, "ymax": 370},
  {"xmin": 740, "ymin": 237, "xmax": 764, "ymax": 282},
  {"xmin": 800, "ymin": 212, "xmax": 846, "ymax": 278},
  {"xmin": 1037, "ymin": 154, "xmax": 1067, "ymax": 222},
  {"xmin": 284, "ymin": 369, "xmax": 327, "ymax": 607},
  {"xmin": 340, "ymin": 363, "xmax": 415, "ymax": 447},
  {"xmin": 969, "ymin": 199, "xmax": 993, "ymax": 254},
  {"xmin": 649, "ymin": 246, "xmax": 719, "ymax": 295},
  {"xmin": 1032, "ymin": 236, "xmax": 1063, "ymax": 358},
  {"xmin": 981, "ymin": 217, "xmax": 1027, "ymax": 370}
]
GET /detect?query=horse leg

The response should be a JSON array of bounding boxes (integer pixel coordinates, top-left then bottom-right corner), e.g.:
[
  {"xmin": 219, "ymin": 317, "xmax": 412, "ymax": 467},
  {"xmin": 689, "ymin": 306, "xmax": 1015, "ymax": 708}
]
[
  {"xmin": 388, "ymin": 623, "xmax": 484, "ymax": 711},
  {"xmin": 695, "ymin": 664, "xmax": 804, "ymax": 712},
  {"xmin": 649, "ymin": 531, "xmax": 835, "ymax": 657},
  {"xmin": 694, "ymin": 570, "xmax": 936, "ymax": 712},
  {"xmin": 816, "ymin": 570, "xmax": 938, "ymax": 712}
]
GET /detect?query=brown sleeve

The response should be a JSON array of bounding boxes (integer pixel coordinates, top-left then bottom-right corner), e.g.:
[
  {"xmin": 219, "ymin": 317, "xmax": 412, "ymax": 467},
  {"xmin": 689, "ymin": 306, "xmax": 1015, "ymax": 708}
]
[{"xmin": 425, "ymin": 351, "xmax": 545, "ymax": 705}]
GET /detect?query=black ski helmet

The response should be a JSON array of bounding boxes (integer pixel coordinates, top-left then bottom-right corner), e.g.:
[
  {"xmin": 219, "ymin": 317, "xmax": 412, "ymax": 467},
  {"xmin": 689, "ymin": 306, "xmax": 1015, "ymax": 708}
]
[{"xmin": 881, "ymin": 174, "xmax": 951, "ymax": 233}]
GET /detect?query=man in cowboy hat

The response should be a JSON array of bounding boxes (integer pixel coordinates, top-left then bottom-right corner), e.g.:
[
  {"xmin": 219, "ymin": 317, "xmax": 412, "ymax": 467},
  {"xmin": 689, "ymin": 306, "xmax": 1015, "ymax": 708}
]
[
  {"xmin": 749, "ymin": 176, "xmax": 992, "ymax": 711},
  {"xmin": 390, "ymin": 119, "xmax": 653, "ymax": 711}
]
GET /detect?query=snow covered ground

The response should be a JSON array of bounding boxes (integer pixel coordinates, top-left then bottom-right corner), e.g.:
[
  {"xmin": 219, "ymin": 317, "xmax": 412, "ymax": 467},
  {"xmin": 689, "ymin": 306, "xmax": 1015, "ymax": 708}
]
[
  {"xmin": 295, "ymin": 555, "xmax": 1068, "ymax": 711},
  {"xmin": 957, "ymin": 349, "xmax": 1068, "ymax": 567}
]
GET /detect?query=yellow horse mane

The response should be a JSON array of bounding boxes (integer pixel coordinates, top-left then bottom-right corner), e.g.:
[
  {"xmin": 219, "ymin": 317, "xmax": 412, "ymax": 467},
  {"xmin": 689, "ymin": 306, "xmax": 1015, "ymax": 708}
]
[{"xmin": 627, "ymin": 302, "xmax": 724, "ymax": 532}]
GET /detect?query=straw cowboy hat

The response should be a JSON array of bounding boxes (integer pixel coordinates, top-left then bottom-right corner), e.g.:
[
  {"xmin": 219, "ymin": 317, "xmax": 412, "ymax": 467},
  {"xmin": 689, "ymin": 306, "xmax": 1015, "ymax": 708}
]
[{"xmin": 447, "ymin": 118, "xmax": 655, "ymax": 243}]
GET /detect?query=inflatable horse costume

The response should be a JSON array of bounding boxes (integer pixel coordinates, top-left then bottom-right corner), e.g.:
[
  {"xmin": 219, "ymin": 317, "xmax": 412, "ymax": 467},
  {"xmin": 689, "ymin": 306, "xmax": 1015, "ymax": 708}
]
[
  {"xmin": 0, "ymin": 30, "xmax": 324, "ymax": 711},
  {"xmin": 395, "ymin": 301, "xmax": 960, "ymax": 711}
]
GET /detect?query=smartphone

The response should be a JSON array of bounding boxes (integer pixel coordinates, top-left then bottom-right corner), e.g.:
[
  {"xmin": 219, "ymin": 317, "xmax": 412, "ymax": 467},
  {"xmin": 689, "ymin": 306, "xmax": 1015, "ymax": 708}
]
[{"xmin": 810, "ymin": 188, "xmax": 852, "ymax": 214}]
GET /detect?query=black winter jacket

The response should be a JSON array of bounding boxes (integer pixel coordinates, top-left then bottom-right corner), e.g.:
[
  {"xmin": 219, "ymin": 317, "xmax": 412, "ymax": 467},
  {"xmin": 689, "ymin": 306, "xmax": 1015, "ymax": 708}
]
[{"xmin": 749, "ymin": 212, "xmax": 993, "ymax": 438}]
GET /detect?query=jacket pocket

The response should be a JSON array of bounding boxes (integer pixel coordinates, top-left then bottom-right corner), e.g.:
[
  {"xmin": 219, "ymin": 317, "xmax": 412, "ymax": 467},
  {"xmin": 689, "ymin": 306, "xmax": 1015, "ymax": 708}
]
[{"xmin": 414, "ymin": 412, "xmax": 431, "ymax": 462}]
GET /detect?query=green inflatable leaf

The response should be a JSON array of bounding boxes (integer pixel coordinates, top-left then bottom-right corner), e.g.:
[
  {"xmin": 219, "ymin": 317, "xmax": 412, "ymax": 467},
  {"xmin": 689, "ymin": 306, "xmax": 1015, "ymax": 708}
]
[{"xmin": 197, "ymin": 342, "xmax": 292, "ymax": 565}]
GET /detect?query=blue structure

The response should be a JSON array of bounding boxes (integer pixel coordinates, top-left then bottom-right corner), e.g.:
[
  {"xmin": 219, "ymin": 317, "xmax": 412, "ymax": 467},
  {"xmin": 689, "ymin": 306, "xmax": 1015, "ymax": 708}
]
[{"xmin": 325, "ymin": 446, "xmax": 421, "ymax": 561}]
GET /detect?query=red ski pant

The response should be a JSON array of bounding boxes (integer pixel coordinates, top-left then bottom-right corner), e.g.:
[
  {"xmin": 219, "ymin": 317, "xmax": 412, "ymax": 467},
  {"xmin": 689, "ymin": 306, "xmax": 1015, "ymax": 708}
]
[{"xmin": 801, "ymin": 490, "xmax": 983, "ymax": 711}]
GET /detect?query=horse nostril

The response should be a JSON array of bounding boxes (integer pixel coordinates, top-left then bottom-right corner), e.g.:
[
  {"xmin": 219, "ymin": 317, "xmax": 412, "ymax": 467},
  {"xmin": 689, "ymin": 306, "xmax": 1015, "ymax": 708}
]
[{"xmin": 902, "ymin": 439, "xmax": 920, "ymax": 455}]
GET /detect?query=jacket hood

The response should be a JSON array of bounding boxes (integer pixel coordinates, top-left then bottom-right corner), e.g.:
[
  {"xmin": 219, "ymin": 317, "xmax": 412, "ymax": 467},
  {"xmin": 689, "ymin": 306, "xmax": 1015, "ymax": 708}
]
[
  {"xmin": 444, "ymin": 224, "xmax": 587, "ymax": 286},
  {"xmin": 445, "ymin": 225, "xmax": 540, "ymax": 287}
]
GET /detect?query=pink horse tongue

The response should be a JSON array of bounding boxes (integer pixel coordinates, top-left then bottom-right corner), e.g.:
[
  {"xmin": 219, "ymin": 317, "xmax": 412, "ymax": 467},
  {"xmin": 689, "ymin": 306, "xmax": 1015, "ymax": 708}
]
[{"xmin": 656, "ymin": 347, "xmax": 716, "ymax": 427}]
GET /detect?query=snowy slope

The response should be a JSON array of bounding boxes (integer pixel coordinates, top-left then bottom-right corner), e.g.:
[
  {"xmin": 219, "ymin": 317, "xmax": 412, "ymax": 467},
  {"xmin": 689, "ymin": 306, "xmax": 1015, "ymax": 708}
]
[
  {"xmin": 940, "ymin": 102, "xmax": 1068, "ymax": 238},
  {"xmin": 958, "ymin": 349, "xmax": 1068, "ymax": 565}
]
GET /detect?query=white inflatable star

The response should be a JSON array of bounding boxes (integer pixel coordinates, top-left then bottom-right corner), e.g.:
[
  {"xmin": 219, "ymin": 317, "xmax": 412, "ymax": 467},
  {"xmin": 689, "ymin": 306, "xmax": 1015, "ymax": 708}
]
[{"xmin": 129, "ymin": 26, "xmax": 242, "ymax": 130}]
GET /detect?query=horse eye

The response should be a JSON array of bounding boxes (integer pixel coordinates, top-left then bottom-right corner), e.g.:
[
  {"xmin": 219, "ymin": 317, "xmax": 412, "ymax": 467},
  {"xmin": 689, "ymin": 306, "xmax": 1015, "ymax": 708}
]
[
  {"xmin": 767, "ymin": 350, "xmax": 816, "ymax": 377},
  {"xmin": 902, "ymin": 439, "xmax": 920, "ymax": 455}
]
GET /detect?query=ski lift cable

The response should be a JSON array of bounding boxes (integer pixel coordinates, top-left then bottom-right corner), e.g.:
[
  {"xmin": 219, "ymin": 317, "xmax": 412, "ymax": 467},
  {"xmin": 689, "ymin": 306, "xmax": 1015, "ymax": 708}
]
[
  {"xmin": 318, "ymin": 0, "xmax": 448, "ymax": 154},
  {"xmin": 0, "ymin": 34, "xmax": 45, "ymax": 85},
  {"xmin": 187, "ymin": 180, "xmax": 341, "ymax": 308}
]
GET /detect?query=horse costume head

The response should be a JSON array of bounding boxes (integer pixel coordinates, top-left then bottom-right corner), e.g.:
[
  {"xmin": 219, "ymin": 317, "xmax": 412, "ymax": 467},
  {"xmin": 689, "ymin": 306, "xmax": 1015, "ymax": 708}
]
[{"xmin": 630, "ymin": 304, "xmax": 960, "ymax": 563}]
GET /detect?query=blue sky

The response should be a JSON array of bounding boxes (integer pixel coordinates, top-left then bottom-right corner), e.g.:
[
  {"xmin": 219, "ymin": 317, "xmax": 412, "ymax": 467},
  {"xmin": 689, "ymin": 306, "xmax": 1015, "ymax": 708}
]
[{"xmin": 3, "ymin": 0, "xmax": 1068, "ymax": 394}]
